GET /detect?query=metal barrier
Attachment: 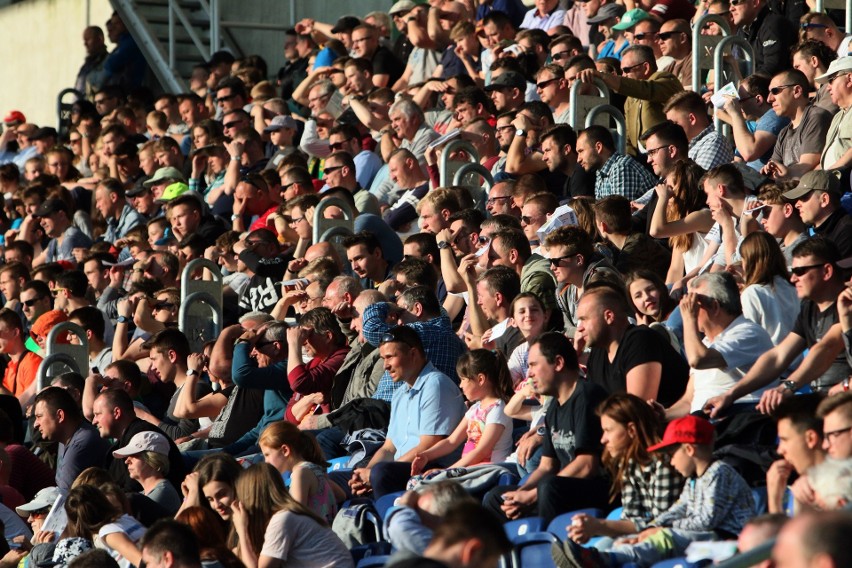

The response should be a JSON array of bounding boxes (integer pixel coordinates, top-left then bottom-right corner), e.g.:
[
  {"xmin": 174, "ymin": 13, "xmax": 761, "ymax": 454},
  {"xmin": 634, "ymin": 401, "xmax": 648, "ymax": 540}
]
[
  {"xmin": 56, "ymin": 89, "xmax": 83, "ymax": 140},
  {"xmin": 568, "ymin": 77, "xmax": 610, "ymax": 131},
  {"xmin": 692, "ymin": 13, "xmax": 733, "ymax": 93},
  {"xmin": 452, "ymin": 163, "xmax": 494, "ymax": 212},
  {"xmin": 585, "ymin": 105, "xmax": 627, "ymax": 156},
  {"xmin": 312, "ymin": 197, "xmax": 355, "ymax": 243},
  {"xmin": 439, "ymin": 140, "xmax": 480, "ymax": 188},
  {"xmin": 816, "ymin": 0, "xmax": 852, "ymax": 34},
  {"xmin": 713, "ymin": 36, "xmax": 755, "ymax": 134},
  {"xmin": 36, "ymin": 322, "xmax": 88, "ymax": 391},
  {"xmin": 180, "ymin": 259, "xmax": 223, "ymax": 353}
]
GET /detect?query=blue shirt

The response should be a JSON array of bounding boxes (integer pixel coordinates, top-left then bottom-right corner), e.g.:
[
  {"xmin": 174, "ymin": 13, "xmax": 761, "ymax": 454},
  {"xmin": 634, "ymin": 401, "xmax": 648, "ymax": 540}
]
[
  {"xmin": 387, "ymin": 362, "xmax": 465, "ymax": 460},
  {"xmin": 744, "ymin": 108, "xmax": 790, "ymax": 171},
  {"xmin": 364, "ymin": 303, "xmax": 467, "ymax": 402},
  {"xmin": 520, "ymin": 7, "xmax": 566, "ymax": 31},
  {"xmin": 104, "ymin": 203, "xmax": 145, "ymax": 244},
  {"xmin": 476, "ymin": 0, "xmax": 528, "ymax": 27}
]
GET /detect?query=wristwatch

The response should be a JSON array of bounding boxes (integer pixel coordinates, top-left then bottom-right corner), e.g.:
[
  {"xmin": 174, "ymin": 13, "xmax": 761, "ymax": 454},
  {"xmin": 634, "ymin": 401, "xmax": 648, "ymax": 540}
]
[
  {"xmin": 437, "ymin": 241, "xmax": 450, "ymax": 250},
  {"xmin": 782, "ymin": 380, "xmax": 797, "ymax": 392},
  {"xmin": 536, "ymin": 426, "xmax": 546, "ymax": 436},
  {"xmin": 116, "ymin": 316, "xmax": 130, "ymax": 324},
  {"xmin": 187, "ymin": 369, "xmax": 199, "ymax": 377},
  {"xmin": 515, "ymin": 129, "xmax": 527, "ymax": 137}
]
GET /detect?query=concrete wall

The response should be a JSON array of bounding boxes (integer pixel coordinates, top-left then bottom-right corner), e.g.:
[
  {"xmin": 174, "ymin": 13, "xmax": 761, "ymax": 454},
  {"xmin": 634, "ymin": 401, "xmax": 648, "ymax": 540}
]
[{"xmin": 0, "ymin": 0, "xmax": 114, "ymax": 128}]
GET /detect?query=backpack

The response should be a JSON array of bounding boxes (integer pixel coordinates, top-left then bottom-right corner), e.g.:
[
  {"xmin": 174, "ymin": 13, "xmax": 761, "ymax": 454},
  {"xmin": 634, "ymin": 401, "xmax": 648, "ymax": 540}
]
[{"xmin": 331, "ymin": 498, "xmax": 383, "ymax": 548}]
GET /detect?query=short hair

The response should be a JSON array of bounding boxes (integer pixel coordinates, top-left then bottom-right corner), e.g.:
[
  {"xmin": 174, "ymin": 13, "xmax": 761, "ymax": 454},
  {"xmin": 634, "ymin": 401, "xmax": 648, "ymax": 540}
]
[
  {"xmin": 68, "ymin": 306, "xmax": 106, "ymax": 342},
  {"xmin": 741, "ymin": 73, "xmax": 771, "ymax": 100},
  {"xmin": 775, "ymin": 68, "xmax": 811, "ymax": 92},
  {"xmin": 580, "ymin": 285, "xmax": 631, "ymax": 318},
  {"xmin": 564, "ymin": 54, "xmax": 596, "ymax": 72},
  {"xmin": 798, "ymin": 511, "xmax": 852, "ymax": 566},
  {"xmin": 142, "ymin": 328, "xmax": 191, "ymax": 362},
  {"xmin": 523, "ymin": 192, "xmax": 558, "ymax": 215},
  {"xmin": 389, "ymin": 97, "xmax": 424, "ymax": 123},
  {"xmin": 548, "ymin": 34, "xmax": 584, "ymax": 54},
  {"xmin": 482, "ymin": 10, "xmax": 512, "ymax": 29},
  {"xmin": 543, "ymin": 225, "xmax": 594, "ymax": 263},
  {"xmin": 530, "ymin": 331, "xmax": 579, "ymax": 371},
  {"xmin": 34, "ymin": 386, "xmax": 82, "ymax": 422},
  {"xmin": 429, "ymin": 502, "xmax": 512, "ymax": 559},
  {"xmin": 519, "ymin": 101, "xmax": 554, "ymax": 127},
  {"xmin": 477, "ymin": 266, "xmax": 521, "ymax": 299},
  {"xmin": 342, "ymin": 231, "xmax": 382, "ymax": 255},
  {"xmin": 581, "ymin": 125, "xmax": 615, "ymax": 153},
  {"xmin": 0, "ymin": 261, "xmax": 30, "ymax": 283},
  {"xmin": 593, "ymin": 195, "xmax": 633, "ymax": 235},
  {"xmin": 541, "ymin": 124, "xmax": 578, "ymax": 152},
  {"xmin": 419, "ymin": 187, "xmax": 461, "ymax": 215},
  {"xmin": 56, "ymin": 270, "xmax": 88, "ymax": 298},
  {"xmin": 663, "ymin": 90, "xmax": 709, "ymax": 119},
  {"xmin": 344, "ymin": 56, "xmax": 373, "ymax": 75},
  {"xmin": 68, "ymin": 549, "xmax": 120, "ymax": 568},
  {"xmin": 453, "ymin": 87, "xmax": 493, "ymax": 114},
  {"xmin": 404, "ymin": 233, "xmax": 440, "ymax": 262},
  {"xmin": 298, "ymin": 307, "xmax": 346, "ymax": 346},
  {"xmin": 140, "ymin": 519, "xmax": 202, "ymax": 567},
  {"xmin": 447, "ymin": 208, "xmax": 485, "ymax": 233},
  {"xmin": 104, "ymin": 360, "xmax": 143, "ymax": 392},
  {"xmin": 0, "ymin": 308, "xmax": 23, "ymax": 338},
  {"xmin": 216, "ymin": 76, "xmax": 247, "ymax": 99},
  {"xmin": 168, "ymin": 193, "xmax": 204, "ymax": 213},
  {"xmin": 98, "ymin": 177, "xmax": 126, "ymax": 200},
  {"xmin": 817, "ymin": 393, "xmax": 852, "ymax": 422},
  {"xmin": 537, "ymin": 63, "xmax": 566, "ymax": 81},
  {"xmin": 394, "ymin": 257, "xmax": 438, "ymax": 291},
  {"xmin": 5, "ymin": 241, "xmax": 34, "ymax": 262},
  {"xmin": 399, "ymin": 285, "xmax": 441, "ymax": 317},
  {"xmin": 330, "ymin": 275, "xmax": 362, "ymax": 299},
  {"xmin": 638, "ymin": 120, "xmax": 689, "ymax": 151},
  {"xmin": 792, "ymin": 237, "xmax": 841, "ymax": 266},
  {"xmin": 328, "ymin": 123, "xmax": 360, "ymax": 142},
  {"xmin": 621, "ymin": 44, "xmax": 656, "ymax": 70},
  {"xmin": 282, "ymin": 165, "xmax": 313, "ymax": 185},
  {"xmin": 380, "ymin": 325, "xmax": 425, "ymax": 355},
  {"xmin": 792, "ymin": 39, "xmax": 837, "ymax": 69},
  {"xmin": 492, "ymin": 228, "xmax": 531, "ymax": 262},
  {"xmin": 703, "ymin": 163, "xmax": 746, "ymax": 196},
  {"xmin": 21, "ymin": 279, "xmax": 51, "ymax": 303},
  {"xmin": 690, "ymin": 271, "xmax": 742, "ymax": 315},
  {"xmin": 773, "ymin": 393, "xmax": 824, "ymax": 435},
  {"xmin": 481, "ymin": 214, "xmax": 522, "ymax": 233}
]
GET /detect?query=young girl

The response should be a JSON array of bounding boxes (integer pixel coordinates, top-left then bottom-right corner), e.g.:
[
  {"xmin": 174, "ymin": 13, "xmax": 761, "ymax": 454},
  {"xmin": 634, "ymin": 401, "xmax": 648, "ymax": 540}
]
[
  {"xmin": 626, "ymin": 270, "xmax": 677, "ymax": 327},
  {"xmin": 231, "ymin": 463, "xmax": 353, "ymax": 568},
  {"xmin": 259, "ymin": 422, "xmax": 343, "ymax": 523},
  {"xmin": 410, "ymin": 349, "xmax": 515, "ymax": 475},
  {"xmin": 507, "ymin": 293, "xmax": 550, "ymax": 387}
]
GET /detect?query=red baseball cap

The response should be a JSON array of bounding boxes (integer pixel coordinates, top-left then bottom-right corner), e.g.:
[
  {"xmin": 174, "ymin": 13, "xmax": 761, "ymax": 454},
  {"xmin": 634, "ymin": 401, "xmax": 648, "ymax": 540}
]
[
  {"xmin": 647, "ymin": 415, "xmax": 715, "ymax": 452},
  {"xmin": 3, "ymin": 110, "xmax": 25, "ymax": 125}
]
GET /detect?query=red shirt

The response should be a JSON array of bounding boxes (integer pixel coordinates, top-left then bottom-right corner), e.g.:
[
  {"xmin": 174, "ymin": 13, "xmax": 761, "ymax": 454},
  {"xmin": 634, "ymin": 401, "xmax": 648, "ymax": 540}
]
[
  {"xmin": 285, "ymin": 346, "xmax": 350, "ymax": 423},
  {"xmin": 3, "ymin": 351, "xmax": 42, "ymax": 397},
  {"xmin": 249, "ymin": 206, "xmax": 280, "ymax": 234}
]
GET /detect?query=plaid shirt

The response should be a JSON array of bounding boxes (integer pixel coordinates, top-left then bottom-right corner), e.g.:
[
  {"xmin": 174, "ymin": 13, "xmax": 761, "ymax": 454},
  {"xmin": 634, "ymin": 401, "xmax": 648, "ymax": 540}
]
[
  {"xmin": 621, "ymin": 457, "xmax": 684, "ymax": 531},
  {"xmin": 595, "ymin": 153, "xmax": 657, "ymax": 201},
  {"xmin": 364, "ymin": 303, "xmax": 466, "ymax": 402},
  {"xmin": 689, "ymin": 125, "xmax": 734, "ymax": 171}
]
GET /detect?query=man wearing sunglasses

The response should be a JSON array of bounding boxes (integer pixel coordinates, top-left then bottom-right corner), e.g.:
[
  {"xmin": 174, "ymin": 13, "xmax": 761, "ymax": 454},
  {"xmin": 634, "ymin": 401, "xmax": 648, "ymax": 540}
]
[
  {"xmin": 704, "ymin": 238, "xmax": 850, "ymax": 419},
  {"xmin": 730, "ymin": 0, "xmax": 796, "ymax": 76},
  {"xmin": 800, "ymin": 13, "xmax": 852, "ymax": 59},
  {"xmin": 328, "ymin": 124, "xmax": 383, "ymax": 189},
  {"xmin": 215, "ymin": 76, "xmax": 247, "ymax": 116},
  {"xmin": 818, "ymin": 56, "xmax": 852, "ymax": 172},
  {"xmin": 322, "ymin": 151, "xmax": 381, "ymax": 216}
]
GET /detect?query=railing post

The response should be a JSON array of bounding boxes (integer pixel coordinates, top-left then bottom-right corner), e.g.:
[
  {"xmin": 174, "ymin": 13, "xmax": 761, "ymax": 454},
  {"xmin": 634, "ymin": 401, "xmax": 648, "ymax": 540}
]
[
  {"xmin": 210, "ymin": 0, "xmax": 220, "ymax": 55},
  {"xmin": 568, "ymin": 77, "xmax": 609, "ymax": 130},
  {"xmin": 585, "ymin": 105, "xmax": 626, "ymax": 156},
  {"xmin": 713, "ymin": 36, "xmax": 754, "ymax": 133},
  {"xmin": 439, "ymin": 140, "xmax": 479, "ymax": 187},
  {"xmin": 168, "ymin": 0, "xmax": 176, "ymax": 69},
  {"xmin": 692, "ymin": 13, "xmax": 732, "ymax": 93}
]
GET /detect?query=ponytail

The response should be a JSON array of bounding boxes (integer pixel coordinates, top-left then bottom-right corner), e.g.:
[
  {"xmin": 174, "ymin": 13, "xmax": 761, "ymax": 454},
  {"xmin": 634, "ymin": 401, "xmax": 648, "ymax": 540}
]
[{"xmin": 457, "ymin": 349, "xmax": 514, "ymax": 403}]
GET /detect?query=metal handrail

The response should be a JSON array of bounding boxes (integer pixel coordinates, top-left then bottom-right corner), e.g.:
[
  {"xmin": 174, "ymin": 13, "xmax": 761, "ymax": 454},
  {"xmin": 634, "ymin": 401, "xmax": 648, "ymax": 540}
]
[
  {"xmin": 168, "ymin": 0, "xmax": 210, "ymax": 62},
  {"xmin": 585, "ymin": 104, "xmax": 626, "ymax": 155},
  {"xmin": 312, "ymin": 197, "xmax": 355, "ymax": 243},
  {"xmin": 713, "ymin": 36, "xmax": 754, "ymax": 133},
  {"xmin": 36, "ymin": 354, "xmax": 82, "ymax": 392},
  {"xmin": 181, "ymin": 258, "xmax": 222, "ymax": 297},
  {"xmin": 692, "ymin": 13, "xmax": 733, "ymax": 92},
  {"xmin": 453, "ymin": 163, "xmax": 494, "ymax": 212},
  {"xmin": 439, "ymin": 140, "xmax": 479, "ymax": 187},
  {"xmin": 179, "ymin": 291, "xmax": 222, "ymax": 341},
  {"xmin": 568, "ymin": 77, "xmax": 609, "ymax": 130}
]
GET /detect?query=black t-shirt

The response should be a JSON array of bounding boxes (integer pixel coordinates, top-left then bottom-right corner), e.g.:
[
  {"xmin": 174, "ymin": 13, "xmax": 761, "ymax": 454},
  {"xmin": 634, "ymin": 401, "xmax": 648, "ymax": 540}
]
[
  {"xmin": 813, "ymin": 209, "xmax": 852, "ymax": 260},
  {"xmin": 108, "ymin": 418, "xmax": 187, "ymax": 492},
  {"xmin": 541, "ymin": 379, "xmax": 607, "ymax": 468},
  {"xmin": 791, "ymin": 300, "xmax": 851, "ymax": 389},
  {"xmin": 208, "ymin": 385, "xmax": 265, "ymax": 449},
  {"xmin": 371, "ymin": 46, "xmax": 404, "ymax": 86},
  {"xmin": 495, "ymin": 325, "xmax": 525, "ymax": 360},
  {"xmin": 237, "ymin": 250, "xmax": 288, "ymax": 315},
  {"xmin": 586, "ymin": 325, "xmax": 689, "ymax": 407}
]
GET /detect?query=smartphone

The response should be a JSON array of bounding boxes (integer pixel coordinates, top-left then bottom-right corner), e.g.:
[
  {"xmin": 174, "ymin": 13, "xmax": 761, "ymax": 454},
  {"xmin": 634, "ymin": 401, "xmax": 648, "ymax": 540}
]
[{"xmin": 91, "ymin": 367, "xmax": 100, "ymax": 375}]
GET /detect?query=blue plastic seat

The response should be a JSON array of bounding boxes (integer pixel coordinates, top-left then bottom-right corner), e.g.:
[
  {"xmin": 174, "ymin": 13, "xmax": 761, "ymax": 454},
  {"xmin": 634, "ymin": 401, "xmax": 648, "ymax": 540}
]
[
  {"xmin": 350, "ymin": 542, "xmax": 392, "ymax": 563},
  {"xmin": 511, "ymin": 531, "xmax": 559, "ymax": 568},
  {"xmin": 374, "ymin": 491, "xmax": 405, "ymax": 520},
  {"xmin": 327, "ymin": 456, "xmax": 350, "ymax": 472},
  {"xmin": 546, "ymin": 509, "xmax": 606, "ymax": 538},
  {"xmin": 357, "ymin": 555, "xmax": 391, "ymax": 568},
  {"xmin": 505, "ymin": 516, "xmax": 545, "ymax": 539}
]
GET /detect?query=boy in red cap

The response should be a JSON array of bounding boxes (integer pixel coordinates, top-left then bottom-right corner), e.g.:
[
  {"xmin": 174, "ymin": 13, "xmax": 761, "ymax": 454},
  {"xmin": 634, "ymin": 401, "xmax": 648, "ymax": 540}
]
[{"xmin": 556, "ymin": 415, "xmax": 756, "ymax": 568}]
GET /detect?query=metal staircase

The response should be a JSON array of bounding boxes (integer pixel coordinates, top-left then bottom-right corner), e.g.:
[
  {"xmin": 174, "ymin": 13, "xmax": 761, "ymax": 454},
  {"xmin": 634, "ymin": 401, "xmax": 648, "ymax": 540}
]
[{"xmin": 110, "ymin": 0, "xmax": 288, "ymax": 94}]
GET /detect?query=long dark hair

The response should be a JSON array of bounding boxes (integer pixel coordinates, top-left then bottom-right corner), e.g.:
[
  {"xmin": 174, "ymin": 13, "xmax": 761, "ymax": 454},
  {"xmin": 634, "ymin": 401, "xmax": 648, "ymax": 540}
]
[{"xmin": 456, "ymin": 349, "xmax": 514, "ymax": 403}]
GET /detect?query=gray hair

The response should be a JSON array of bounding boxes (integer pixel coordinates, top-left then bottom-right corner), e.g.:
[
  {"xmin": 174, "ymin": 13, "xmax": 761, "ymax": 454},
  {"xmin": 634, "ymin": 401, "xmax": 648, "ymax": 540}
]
[
  {"xmin": 311, "ymin": 79, "xmax": 336, "ymax": 99},
  {"xmin": 239, "ymin": 312, "xmax": 274, "ymax": 326},
  {"xmin": 332, "ymin": 275, "xmax": 362, "ymax": 299},
  {"xmin": 389, "ymin": 97, "xmax": 424, "ymax": 123},
  {"xmin": 262, "ymin": 321, "xmax": 289, "ymax": 342},
  {"xmin": 622, "ymin": 45, "xmax": 656, "ymax": 69},
  {"xmin": 808, "ymin": 458, "xmax": 852, "ymax": 509},
  {"xmin": 690, "ymin": 271, "xmax": 741, "ymax": 316}
]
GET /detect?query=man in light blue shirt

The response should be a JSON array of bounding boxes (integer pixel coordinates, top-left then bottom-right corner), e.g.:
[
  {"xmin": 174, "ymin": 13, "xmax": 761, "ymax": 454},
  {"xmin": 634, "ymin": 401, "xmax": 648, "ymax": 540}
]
[{"xmin": 346, "ymin": 326, "xmax": 464, "ymax": 498}]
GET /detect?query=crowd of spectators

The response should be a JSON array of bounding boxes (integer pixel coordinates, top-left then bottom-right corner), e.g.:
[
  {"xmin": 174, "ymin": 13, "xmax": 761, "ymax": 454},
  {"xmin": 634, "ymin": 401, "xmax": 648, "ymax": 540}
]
[{"xmin": 0, "ymin": 0, "xmax": 850, "ymax": 566}]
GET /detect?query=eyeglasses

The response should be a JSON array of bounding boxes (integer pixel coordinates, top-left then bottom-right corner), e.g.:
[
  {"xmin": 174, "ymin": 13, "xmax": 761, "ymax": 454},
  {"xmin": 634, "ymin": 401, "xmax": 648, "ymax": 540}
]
[
  {"xmin": 280, "ymin": 181, "xmax": 297, "ymax": 192},
  {"xmin": 51, "ymin": 287, "xmax": 67, "ymax": 297},
  {"xmin": 217, "ymin": 93, "xmax": 238, "ymax": 102},
  {"xmin": 223, "ymin": 120, "xmax": 243, "ymax": 129},
  {"xmin": 622, "ymin": 62, "xmax": 646, "ymax": 74},
  {"xmin": 693, "ymin": 293, "xmax": 717, "ymax": 310},
  {"xmin": 153, "ymin": 301, "xmax": 176, "ymax": 311},
  {"xmin": 495, "ymin": 125, "xmax": 515, "ymax": 134},
  {"xmin": 549, "ymin": 253, "xmax": 578, "ymax": 266},
  {"xmin": 323, "ymin": 165, "xmax": 344, "ymax": 174},
  {"xmin": 451, "ymin": 229, "xmax": 471, "ymax": 245},
  {"xmin": 478, "ymin": 235, "xmax": 491, "ymax": 245},
  {"xmin": 646, "ymin": 145, "xmax": 671, "ymax": 157},
  {"xmin": 486, "ymin": 195, "xmax": 512, "ymax": 205},
  {"xmin": 22, "ymin": 298, "xmax": 43, "ymax": 307},
  {"xmin": 633, "ymin": 32, "xmax": 657, "ymax": 41},
  {"xmin": 288, "ymin": 216, "xmax": 305, "ymax": 226},
  {"xmin": 656, "ymin": 31, "xmax": 684, "ymax": 41},
  {"xmin": 536, "ymin": 77, "xmax": 560, "ymax": 90},
  {"xmin": 729, "ymin": 0, "xmax": 747, "ymax": 5},
  {"xmin": 824, "ymin": 425, "xmax": 852, "ymax": 443},
  {"xmin": 94, "ymin": 97, "xmax": 112, "ymax": 105},
  {"xmin": 521, "ymin": 215, "xmax": 539, "ymax": 225},
  {"xmin": 790, "ymin": 263, "xmax": 828, "ymax": 277},
  {"xmin": 551, "ymin": 50, "xmax": 572, "ymax": 61},
  {"xmin": 769, "ymin": 84, "xmax": 797, "ymax": 96},
  {"xmin": 329, "ymin": 142, "xmax": 349, "ymax": 152}
]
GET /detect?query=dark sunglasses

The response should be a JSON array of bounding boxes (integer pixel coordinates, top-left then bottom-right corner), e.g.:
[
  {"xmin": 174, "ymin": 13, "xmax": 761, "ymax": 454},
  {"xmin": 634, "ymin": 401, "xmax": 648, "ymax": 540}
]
[
  {"xmin": 223, "ymin": 120, "xmax": 243, "ymax": 129},
  {"xmin": 769, "ymin": 84, "xmax": 796, "ymax": 96},
  {"xmin": 549, "ymin": 253, "xmax": 579, "ymax": 266},
  {"xmin": 22, "ymin": 298, "xmax": 44, "ymax": 307},
  {"xmin": 657, "ymin": 31, "xmax": 684, "ymax": 41},
  {"xmin": 536, "ymin": 77, "xmax": 560, "ymax": 90},
  {"xmin": 323, "ymin": 165, "xmax": 344, "ymax": 174},
  {"xmin": 551, "ymin": 50, "xmax": 572, "ymax": 61},
  {"xmin": 379, "ymin": 331, "xmax": 418, "ymax": 349},
  {"xmin": 153, "ymin": 302, "xmax": 176, "ymax": 311},
  {"xmin": 218, "ymin": 94, "xmax": 239, "ymax": 102},
  {"xmin": 254, "ymin": 339, "xmax": 276, "ymax": 349},
  {"xmin": 790, "ymin": 263, "xmax": 828, "ymax": 277},
  {"xmin": 486, "ymin": 195, "xmax": 512, "ymax": 205},
  {"xmin": 622, "ymin": 62, "xmax": 646, "ymax": 74},
  {"xmin": 329, "ymin": 141, "xmax": 349, "ymax": 152},
  {"xmin": 632, "ymin": 32, "xmax": 657, "ymax": 40}
]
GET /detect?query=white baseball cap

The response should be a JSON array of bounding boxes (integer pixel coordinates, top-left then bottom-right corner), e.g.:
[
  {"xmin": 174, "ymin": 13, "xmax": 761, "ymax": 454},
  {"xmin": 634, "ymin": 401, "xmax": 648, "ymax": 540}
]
[{"xmin": 113, "ymin": 431, "xmax": 170, "ymax": 458}]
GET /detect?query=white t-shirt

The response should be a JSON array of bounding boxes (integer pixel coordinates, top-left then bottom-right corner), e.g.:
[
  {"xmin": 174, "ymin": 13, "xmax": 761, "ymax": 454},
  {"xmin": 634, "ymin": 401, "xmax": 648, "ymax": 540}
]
[
  {"xmin": 260, "ymin": 510, "xmax": 353, "ymax": 568},
  {"xmin": 96, "ymin": 514, "xmax": 146, "ymax": 568},
  {"xmin": 741, "ymin": 276, "xmax": 800, "ymax": 346},
  {"xmin": 690, "ymin": 315, "xmax": 775, "ymax": 412}
]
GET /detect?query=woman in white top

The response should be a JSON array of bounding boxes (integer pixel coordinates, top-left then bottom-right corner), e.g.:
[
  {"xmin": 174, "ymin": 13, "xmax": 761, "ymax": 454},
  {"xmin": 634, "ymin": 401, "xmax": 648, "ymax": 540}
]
[
  {"xmin": 738, "ymin": 231, "xmax": 799, "ymax": 346},
  {"xmin": 232, "ymin": 463, "xmax": 352, "ymax": 568}
]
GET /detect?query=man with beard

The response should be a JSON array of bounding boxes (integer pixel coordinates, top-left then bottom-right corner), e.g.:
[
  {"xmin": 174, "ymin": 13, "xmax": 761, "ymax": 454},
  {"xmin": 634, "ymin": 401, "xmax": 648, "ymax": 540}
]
[{"xmin": 540, "ymin": 124, "xmax": 595, "ymax": 198}]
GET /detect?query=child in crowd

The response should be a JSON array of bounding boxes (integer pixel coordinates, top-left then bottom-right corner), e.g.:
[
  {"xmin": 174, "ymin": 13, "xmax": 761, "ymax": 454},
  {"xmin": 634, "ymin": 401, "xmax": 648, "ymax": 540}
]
[
  {"xmin": 259, "ymin": 421, "xmax": 343, "ymax": 523},
  {"xmin": 410, "ymin": 349, "xmax": 515, "ymax": 476},
  {"xmin": 556, "ymin": 415, "xmax": 756, "ymax": 568}
]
